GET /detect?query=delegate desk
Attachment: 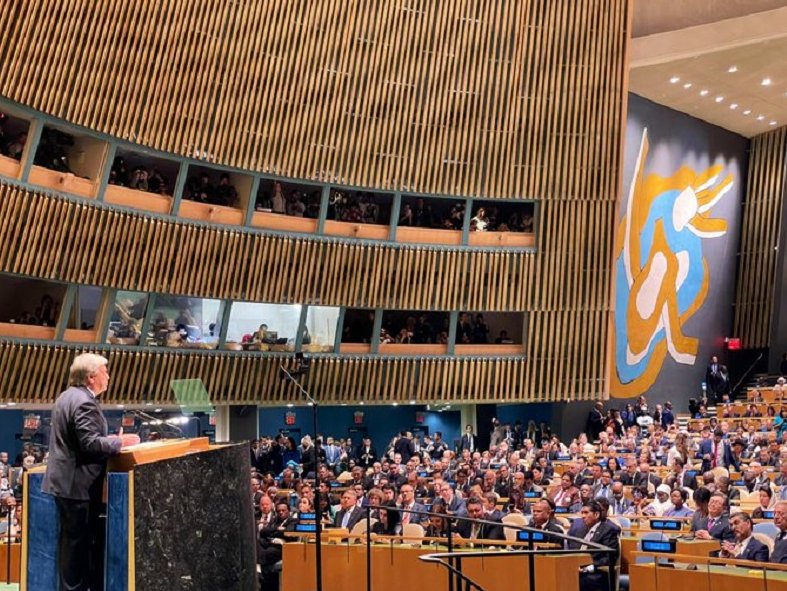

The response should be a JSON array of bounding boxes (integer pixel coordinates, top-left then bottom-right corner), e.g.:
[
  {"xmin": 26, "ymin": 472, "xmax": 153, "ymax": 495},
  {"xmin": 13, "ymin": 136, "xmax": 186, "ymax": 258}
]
[
  {"xmin": 630, "ymin": 552, "xmax": 787, "ymax": 591},
  {"xmin": 0, "ymin": 543, "xmax": 21, "ymax": 583},
  {"xmin": 283, "ymin": 541, "xmax": 589, "ymax": 591},
  {"xmin": 620, "ymin": 536, "xmax": 719, "ymax": 574}
]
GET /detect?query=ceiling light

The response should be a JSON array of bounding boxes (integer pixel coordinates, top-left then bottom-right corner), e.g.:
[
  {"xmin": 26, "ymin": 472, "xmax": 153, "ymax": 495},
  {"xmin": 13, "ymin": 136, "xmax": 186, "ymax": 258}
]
[
  {"xmin": 743, "ymin": 110, "xmax": 751, "ymax": 115},
  {"xmin": 669, "ymin": 76, "xmax": 680, "ymax": 84},
  {"xmin": 392, "ymin": 402, "xmax": 398, "ymax": 407},
  {"xmin": 758, "ymin": 115, "xmax": 765, "ymax": 121},
  {"xmin": 771, "ymin": 121, "xmax": 778, "ymax": 126},
  {"xmin": 762, "ymin": 78, "xmax": 772, "ymax": 86},
  {"xmin": 286, "ymin": 403, "xmax": 293, "ymax": 408},
  {"xmin": 683, "ymin": 83, "xmax": 692, "ymax": 89},
  {"xmin": 700, "ymin": 90, "xmax": 709, "ymax": 96},
  {"xmin": 409, "ymin": 400, "xmax": 416, "ymax": 405},
  {"xmin": 154, "ymin": 408, "xmax": 162, "ymax": 413},
  {"xmin": 116, "ymin": 404, "xmax": 125, "ymax": 409},
  {"xmin": 729, "ymin": 103, "xmax": 738, "ymax": 110},
  {"xmin": 715, "ymin": 96, "xmax": 724, "ymax": 103},
  {"xmin": 728, "ymin": 66, "xmax": 738, "ymax": 73}
]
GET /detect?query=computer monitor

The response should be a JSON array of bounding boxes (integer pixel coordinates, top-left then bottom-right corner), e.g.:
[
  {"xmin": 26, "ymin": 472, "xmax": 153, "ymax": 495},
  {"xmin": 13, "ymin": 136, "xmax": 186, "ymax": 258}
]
[
  {"xmin": 649, "ymin": 519, "xmax": 682, "ymax": 531},
  {"xmin": 641, "ymin": 539, "xmax": 677, "ymax": 553},
  {"xmin": 516, "ymin": 531, "xmax": 547, "ymax": 542},
  {"xmin": 761, "ymin": 510, "xmax": 775, "ymax": 519},
  {"xmin": 523, "ymin": 491, "xmax": 542, "ymax": 498},
  {"xmin": 554, "ymin": 506, "xmax": 569, "ymax": 514}
]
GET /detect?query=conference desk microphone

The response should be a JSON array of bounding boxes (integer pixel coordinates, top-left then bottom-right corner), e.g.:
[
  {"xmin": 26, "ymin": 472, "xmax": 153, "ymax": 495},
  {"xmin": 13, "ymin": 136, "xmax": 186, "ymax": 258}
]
[{"xmin": 129, "ymin": 409, "xmax": 185, "ymax": 439}]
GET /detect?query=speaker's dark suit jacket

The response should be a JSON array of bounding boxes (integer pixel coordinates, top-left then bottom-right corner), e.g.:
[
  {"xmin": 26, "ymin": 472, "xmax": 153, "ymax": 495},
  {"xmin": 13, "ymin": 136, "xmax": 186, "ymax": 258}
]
[
  {"xmin": 771, "ymin": 537, "xmax": 787, "ymax": 563},
  {"xmin": 42, "ymin": 386, "xmax": 121, "ymax": 501}
]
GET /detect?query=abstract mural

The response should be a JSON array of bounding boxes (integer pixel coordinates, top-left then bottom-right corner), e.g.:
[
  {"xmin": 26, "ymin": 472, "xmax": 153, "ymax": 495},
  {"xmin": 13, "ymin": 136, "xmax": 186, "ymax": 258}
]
[{"xmin": 611, "ymin": 128, "xmax": 734, "ymax": 398}]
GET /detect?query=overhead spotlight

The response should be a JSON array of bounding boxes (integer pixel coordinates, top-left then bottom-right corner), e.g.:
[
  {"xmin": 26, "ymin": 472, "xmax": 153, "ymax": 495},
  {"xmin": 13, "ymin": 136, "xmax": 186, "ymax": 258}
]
[
  {"xmin": 743, "ymin": 110, "xmax": 751, "ymax": 115},
  {"xmin": 758, "ymin": 115, "xmax": 765, "ymax": 121},
  {"xmin": 700, "ymin": 90, "xmax": 709, "ymax": 96},
  {"xmin": 669, "ymin": 76, "xmax": 680, "ymax": 84},
  {"xmin": 7, "ymin": 402, "xmax": 17, "ymax": 406},
  {"xmin": 762, "ymin": 77, "xmax": 772, "ymax": 86},
  {"xmin": 728, "ymin": 66, "xmax": 738, "ymax": 73},
  {"xmin": 683, "ymin": 83, "xmax": 692, "ymax": 89},
  {"xmin": 392, "ymin": 402, "xmax": 398, "ymax": 407},
  {"xmin": 286, "ymin": 403, "xmax": 294, "ymax": 408},
  {"xmin": 729, "ymin": 103, "xmax": 738, "ymax": 110},
  {"xmin": 715, "ymin": 96, "xmax": 724, "ymax": 103},
  {"xmin": 771, "ymin": 121, "xmax": 778, "ymax": 126},
  {"xmin": 409, "ymin": 400, "xmax": 416, "ymax": 405}
]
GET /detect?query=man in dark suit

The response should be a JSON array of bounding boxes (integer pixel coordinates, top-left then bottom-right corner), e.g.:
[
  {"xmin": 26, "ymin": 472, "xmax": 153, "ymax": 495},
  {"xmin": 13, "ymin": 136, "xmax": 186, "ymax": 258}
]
[
  {"xmin": 577, "ymin": 500, "xmax": 620, "ymax": 591},
  {"xmin": 633, "ymin": 462, "xmax": 662, "ymax": 489},
  {"xmin": 399, "ymin": 483, "xmax": 429, "ymax": 526},
  {"xmin": 530, "ymin": 499, "xmax": 566, "ymax": 545},
  {"xmin": 718, "ymin": 512, "xmax": 768, "ymax": 562},
  {"xmin": 393, "ymin": 432, "xmax": 414, "ymax": 464},
  {"xmin": 334, "ymin": 489, "xmax": 365, "ymax": 531},
  {"xmin": 694, "ymin": 493, "xmax": 735, "ymax": 542},
  {"xmin": 460, "ymin": 425, "xmax": 476, "ymax": 453},
  {"xmin": 586, "ymin": 402, "xmax": 605, "ymax": 441},
  {"xmin": 698, "ymin": 429, "xmax": 734, "ymax": 473},
  {"xmin": 456, "ymin": 498, "xmax": 504, "ymax": 543},
  {"xmin": 771, "ymin": 501, "xmax": 787, "ymax": 564},
  {"xmin": 355, "ymin": 436, "xmax": 377, "ymax": 469},
  {"xmin": 42, "ymin": 353, "xmax": 139, "ymax": 591}
]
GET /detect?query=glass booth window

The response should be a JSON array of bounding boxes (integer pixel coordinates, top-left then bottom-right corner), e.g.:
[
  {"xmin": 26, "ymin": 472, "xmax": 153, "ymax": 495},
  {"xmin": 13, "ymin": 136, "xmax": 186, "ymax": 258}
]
[
  {"xmin": 341, "ymin": 309, "xmax": 375, "ymax": 343},
  {"xmin": 303, "ymin": 306, "xmax": 340, "ymax": 352},
  {"xmin": 226, "ymin": 302, "xmax": 301, "ymax": 351},
  {"xmin": 0, "ymin": 111, "xmax": 31, "ymax": 161},
  {"xmin": 148, "ymin": 296, "xmax": 223, "ymax": 349},
  {"xmin": 107, "ymin": 291, "xmax": 149, "ymax": 345},
  {"xmin": 67, "ymin": 286, "xmax": 102, "ymax": 329},
  {"xmin": 0, "ymin": 274, "xmax": 66, "ymax": 326}
]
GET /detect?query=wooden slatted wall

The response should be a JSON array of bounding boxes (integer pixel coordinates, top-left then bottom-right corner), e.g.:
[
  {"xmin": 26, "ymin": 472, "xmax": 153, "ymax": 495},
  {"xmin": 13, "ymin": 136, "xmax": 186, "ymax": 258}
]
[
  {"xmin": 733, "ymin": 126, "xmax": 787, "ymax": 348},
  {"xmin": 0, "ymin": 0, "xmax": 632, "ymax": 403},
  {"xmin": 0, "ymin": 341, "xmax": 541, "ymax": 405},
  {"xmin": 0, "ymin": 0, "xmax": 629, "ymax": 200}
]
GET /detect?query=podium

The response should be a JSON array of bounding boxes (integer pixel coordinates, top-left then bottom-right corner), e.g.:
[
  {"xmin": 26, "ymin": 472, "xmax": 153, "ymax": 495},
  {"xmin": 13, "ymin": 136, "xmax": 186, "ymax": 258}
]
[{"xmin": 22, "ymin": 439, "xmax": 257, "ymax": 591}]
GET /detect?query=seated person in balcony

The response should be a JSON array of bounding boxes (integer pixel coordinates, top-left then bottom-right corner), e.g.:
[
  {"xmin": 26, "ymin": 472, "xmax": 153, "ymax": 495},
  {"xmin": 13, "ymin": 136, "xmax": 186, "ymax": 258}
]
[
  {"xmin": 110, "ymin": 156, "xmax": 128, "ymax": 185},
  {"xmin": 3, "ymin": 131, "xmax": 27, "ymax": 160},
  {"xmin": 272, "ymin": 181, "xmax": 286, "ymax": 213},
  {"xmin": 148, "ymin": 169, "xmax": 169, "ymax": 195},
  {"xmin": 188, "ymin": 173, "xmax": 215, "ymax": 203},
  {"xmin": 470, "ymin": 207, "xmax": 489, "ymax": 232},
  {"xmin": 287, "ymin": 193, "xmax": 306, "ymax": 217},
  {"xmin": 495, "ymin": 330, "xmax": 513, "ymax": 344},
  {"xmin": 128, "ymin": 167, "xmax": 149, "ymax": 191},
  {"xmin": 215, "ymin": 173, "xmax": 238, "ymax": 207},
  {"xmin": 379, "ymin": 328, "xmax": 394, "ymax": 344},
  {"xmin": 396, "ymin": 328, "xmax": 413, "ymax": 344},
  {"xmin": 413, "ymin": 198, "xmax": 434, "ymax": 228},
  {"xmin": 398, "ymin": 203, "xmax": 414, "ymax": 226},
  {"xmin": 457, "ymin": 313, "xmax": 473, "ymax": 344}
]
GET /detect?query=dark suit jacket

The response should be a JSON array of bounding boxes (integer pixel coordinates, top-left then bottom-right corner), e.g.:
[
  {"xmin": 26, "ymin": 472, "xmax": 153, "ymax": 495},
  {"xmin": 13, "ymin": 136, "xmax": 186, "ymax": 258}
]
[
  {"xmin": 42, "ymin": 386, "xmax": 121, "ymax": 501},
  {"xmin": 393, "ymin": 438, "xmax": 414, "ymax": 463},
  {"xmin": 697, "ymin": 439, "xmax": 735, "ymax": 473},
  {"xmin": 460, "ymin": 434, "xmax": 476, "ymax": 452},
  {"xmin": 455, "ymin": 516, "xmax": 505, "ymax": 542},
  {"xmin": 771, "ymin": 538, "xmax": 787, "ymax": 563},
  {"xmin": 334, "ymin": 506, "xmax": 365, "ymax": 531},
  {"xmin": 738, "ymin": 537, "xmax": 769, "ymax": 562},
  {"xmin": 587, "ymin": 521, "xmax": 620, "ymax": 569},
  {"xmin": 633, "ymin": 473, "xmax": 662, "ymax": 488},
  {"xmin": 695, "ymin": 514, "xmax": 735, "ymax": 542}
]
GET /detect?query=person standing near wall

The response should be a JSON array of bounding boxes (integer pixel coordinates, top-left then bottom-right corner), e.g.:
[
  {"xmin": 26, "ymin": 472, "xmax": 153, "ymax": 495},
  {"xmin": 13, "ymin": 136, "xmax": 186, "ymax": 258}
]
[{"xmin": 42, "ymin": 353, "xmax": 140, "ymax": 591}]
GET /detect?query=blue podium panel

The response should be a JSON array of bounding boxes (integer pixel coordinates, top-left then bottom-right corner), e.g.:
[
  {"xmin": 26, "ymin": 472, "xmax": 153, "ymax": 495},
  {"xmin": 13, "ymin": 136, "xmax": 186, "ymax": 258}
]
[
  {"xmin": 24, "ymin": 472, "xmax": 58, "ymax": 591},
  {"xmin": 106, "ymin": 472, "xmax": 130, "ymax": 591}
]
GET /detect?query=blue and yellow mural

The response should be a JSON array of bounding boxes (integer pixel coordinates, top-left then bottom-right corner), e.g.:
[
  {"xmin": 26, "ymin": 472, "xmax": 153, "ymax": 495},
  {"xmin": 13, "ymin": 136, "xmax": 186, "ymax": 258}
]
[{"xmin": 611, "ymin": 128, "xmax": 734, "ymax": 398}]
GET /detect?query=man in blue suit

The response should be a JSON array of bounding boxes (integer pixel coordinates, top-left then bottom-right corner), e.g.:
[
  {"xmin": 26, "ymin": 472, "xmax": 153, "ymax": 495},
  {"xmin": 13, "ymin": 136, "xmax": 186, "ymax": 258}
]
[{"xmin": 717, "ymin": 512, "xmax": 768, "ymax": 562}]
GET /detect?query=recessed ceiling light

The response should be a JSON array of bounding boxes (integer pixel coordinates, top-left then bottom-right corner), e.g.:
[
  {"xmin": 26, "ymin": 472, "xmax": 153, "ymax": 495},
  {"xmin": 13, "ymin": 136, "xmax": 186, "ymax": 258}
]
[
  {"xmin": 409, "ymin": 400, "xmax": 416, "ymax": 405},
  {"xmin": 392, "ymin": 402, "xmax": 398, "ymax": 407},
  {"xmin": 771, "ymin": 121, "xmax": 778, "ymax": 126},
  {"xmin": 758, "ymin": 115, "xmax": 765, "ymax": 121},
  {"xmin": 7, "ymin": 402, "xmax": 17, "ymax": 406},
  {"xmin": 728, "ymin": 66, "xmax": 738, "ymax": 73},
  {"xmin": 700, "ymin": 90, "xmax": 709, "ymax": 96},
  {"xmin": 286, "ymin": 403, "xmax": 293, "ymax": 408},
  {"xmin": 762, "ymin": 78, "xmax": 772, "ymax": 86},
  {"xmin": 683, "ymin": 83, "xmax": 692, "ymax": 89},
  {"xmin": 743, "ymin": 110, "xmax": 751, "ymax": 115},
  {"xmin": 669, "ymin": 76, "xmax": 680, "ymax": 84},
  {"xmin": 729, "ymin": 103, "xmax": 738, "ymax": 110},
  {"xmin": 715, "ymin": 96, "xmax": 724, "ymax": 103}
]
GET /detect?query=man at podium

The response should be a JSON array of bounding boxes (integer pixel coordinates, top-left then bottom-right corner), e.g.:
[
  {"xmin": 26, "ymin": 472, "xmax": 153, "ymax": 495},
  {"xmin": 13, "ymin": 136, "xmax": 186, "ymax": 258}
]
[{"xmin": 42, "ymin": 353, "xmax": 140, "ymax": 591}]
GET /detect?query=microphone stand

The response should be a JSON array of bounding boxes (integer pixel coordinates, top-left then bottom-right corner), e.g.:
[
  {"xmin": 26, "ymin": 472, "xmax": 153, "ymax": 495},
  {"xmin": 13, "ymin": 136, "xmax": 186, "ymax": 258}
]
[{"xmin": 280, "ymin": 365, "xmax": 323, "ymax": 591}]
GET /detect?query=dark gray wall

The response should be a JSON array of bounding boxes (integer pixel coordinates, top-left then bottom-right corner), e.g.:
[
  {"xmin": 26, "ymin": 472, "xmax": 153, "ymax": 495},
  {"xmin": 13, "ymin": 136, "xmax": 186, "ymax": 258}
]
[{"xmin": 611, "ymin": 94, "xmax": 749, "ymax": 410}]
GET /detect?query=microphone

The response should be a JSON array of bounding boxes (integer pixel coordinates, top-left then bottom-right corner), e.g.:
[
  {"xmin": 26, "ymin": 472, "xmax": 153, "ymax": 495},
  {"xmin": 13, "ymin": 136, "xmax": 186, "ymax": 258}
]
[{"xmin": 130, "ymin": 410, "xmax": 184, "ymax": 439}]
